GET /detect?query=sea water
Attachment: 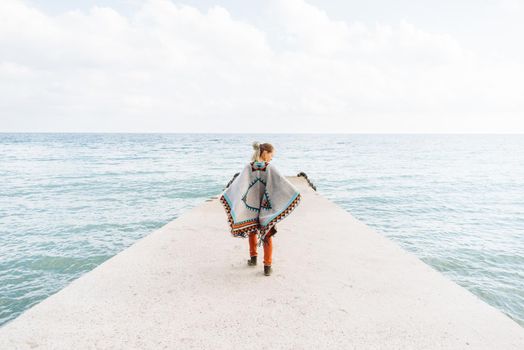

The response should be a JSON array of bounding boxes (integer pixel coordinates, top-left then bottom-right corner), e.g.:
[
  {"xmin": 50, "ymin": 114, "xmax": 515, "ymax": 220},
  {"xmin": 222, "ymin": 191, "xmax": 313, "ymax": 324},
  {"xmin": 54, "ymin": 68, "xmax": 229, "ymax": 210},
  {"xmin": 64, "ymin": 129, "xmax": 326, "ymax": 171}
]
[{"xmin": 0, "ymin": 133, "xmax": 523, "ymax": 327}]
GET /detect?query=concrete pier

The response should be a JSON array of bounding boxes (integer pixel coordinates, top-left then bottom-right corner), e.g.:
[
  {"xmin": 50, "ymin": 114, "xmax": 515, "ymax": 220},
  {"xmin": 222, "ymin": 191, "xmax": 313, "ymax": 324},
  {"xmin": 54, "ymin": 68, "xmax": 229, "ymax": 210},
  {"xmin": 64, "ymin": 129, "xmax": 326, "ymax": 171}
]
[{"xmin": 0, "ymin": 176, "xmax": 523, "ymax": 349}]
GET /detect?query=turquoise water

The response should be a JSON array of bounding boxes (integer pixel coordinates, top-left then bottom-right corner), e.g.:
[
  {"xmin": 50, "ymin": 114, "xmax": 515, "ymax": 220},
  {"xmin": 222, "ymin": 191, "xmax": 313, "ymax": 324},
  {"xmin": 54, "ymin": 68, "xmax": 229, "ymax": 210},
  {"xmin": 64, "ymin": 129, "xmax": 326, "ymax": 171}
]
[{"xmin": 0, "ymin": 133, "xmax": 523, "ymax": 327}]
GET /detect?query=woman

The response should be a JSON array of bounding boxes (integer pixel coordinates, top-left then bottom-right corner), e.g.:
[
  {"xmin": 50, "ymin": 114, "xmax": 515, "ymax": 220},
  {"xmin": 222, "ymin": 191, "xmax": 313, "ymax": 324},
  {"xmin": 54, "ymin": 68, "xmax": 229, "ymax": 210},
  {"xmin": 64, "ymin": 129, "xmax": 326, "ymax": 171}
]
[{"xmin": 219, "ymin": 142, "xmax": 302, "ymax": 276}]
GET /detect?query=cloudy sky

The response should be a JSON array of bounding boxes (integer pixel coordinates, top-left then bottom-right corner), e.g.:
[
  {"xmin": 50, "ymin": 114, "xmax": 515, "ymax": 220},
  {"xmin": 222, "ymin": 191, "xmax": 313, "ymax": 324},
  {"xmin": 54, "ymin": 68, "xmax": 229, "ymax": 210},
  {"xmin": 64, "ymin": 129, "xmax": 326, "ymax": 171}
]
[{"xmin": 1, "ymin": 0, "xmax": 523, "ymax": 133}]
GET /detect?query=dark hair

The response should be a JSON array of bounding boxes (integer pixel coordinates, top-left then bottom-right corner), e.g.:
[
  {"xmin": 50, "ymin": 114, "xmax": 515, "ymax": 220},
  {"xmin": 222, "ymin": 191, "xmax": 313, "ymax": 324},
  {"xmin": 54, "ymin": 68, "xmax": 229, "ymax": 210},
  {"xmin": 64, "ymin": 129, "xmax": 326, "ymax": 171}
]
[{"xmin": 251, "ymin": 141, "xmax": 274, "ymax": 162}]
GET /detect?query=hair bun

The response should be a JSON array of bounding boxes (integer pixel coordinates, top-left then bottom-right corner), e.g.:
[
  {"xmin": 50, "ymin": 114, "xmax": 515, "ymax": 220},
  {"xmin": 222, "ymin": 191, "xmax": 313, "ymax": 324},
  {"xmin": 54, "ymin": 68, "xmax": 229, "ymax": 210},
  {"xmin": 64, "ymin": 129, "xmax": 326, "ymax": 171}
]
[{"xmin": 252, "ymin": 141, "xmax": 261, "ymax": 150}]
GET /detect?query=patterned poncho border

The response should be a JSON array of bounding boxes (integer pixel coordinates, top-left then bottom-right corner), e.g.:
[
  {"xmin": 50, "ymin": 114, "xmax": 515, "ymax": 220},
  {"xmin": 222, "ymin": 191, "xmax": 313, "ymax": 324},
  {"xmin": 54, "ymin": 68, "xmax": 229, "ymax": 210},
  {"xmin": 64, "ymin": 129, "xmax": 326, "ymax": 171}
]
[{"xmin": 219, "ymin": 161, "xmax": 302, "ymax": 247}]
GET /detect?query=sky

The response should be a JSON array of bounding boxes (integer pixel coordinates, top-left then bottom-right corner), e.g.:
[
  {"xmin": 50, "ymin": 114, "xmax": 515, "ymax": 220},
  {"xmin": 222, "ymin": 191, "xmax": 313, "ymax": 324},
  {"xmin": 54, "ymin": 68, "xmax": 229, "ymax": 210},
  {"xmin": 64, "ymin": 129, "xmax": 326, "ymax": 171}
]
[{"xmin": 1, "ymin": 0, "xmax": 523, "ymax": 133}]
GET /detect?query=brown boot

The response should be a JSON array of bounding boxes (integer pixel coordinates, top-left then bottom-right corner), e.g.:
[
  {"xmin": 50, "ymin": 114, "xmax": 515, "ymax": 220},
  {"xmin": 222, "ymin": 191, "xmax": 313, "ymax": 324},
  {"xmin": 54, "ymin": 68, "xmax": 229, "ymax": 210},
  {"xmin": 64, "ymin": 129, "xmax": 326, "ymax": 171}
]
[
  {"xmin": 247, "ymin": 256, "xmax": 257, "ymax": 266},
  {"xmin": 264, "ymin": 265, "xmax": 272, "ymax": 276}
]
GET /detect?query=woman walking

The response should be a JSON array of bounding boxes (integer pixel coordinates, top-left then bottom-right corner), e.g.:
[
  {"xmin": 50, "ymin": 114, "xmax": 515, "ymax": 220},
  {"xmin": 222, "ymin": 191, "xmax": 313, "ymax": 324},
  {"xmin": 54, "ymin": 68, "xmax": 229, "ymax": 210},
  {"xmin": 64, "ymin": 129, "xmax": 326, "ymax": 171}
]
[{"xmin": 219, "ymin": 142, "xmax": 302, "ymax": 276}]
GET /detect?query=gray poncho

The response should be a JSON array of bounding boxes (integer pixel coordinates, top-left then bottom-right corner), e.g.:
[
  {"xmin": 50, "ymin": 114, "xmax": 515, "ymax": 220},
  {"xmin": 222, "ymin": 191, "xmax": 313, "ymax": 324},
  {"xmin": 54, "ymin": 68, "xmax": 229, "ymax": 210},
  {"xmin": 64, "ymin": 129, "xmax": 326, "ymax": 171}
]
[{"xmin": 219, "ymin": 161, "xmax": 302, "ymax": 246}]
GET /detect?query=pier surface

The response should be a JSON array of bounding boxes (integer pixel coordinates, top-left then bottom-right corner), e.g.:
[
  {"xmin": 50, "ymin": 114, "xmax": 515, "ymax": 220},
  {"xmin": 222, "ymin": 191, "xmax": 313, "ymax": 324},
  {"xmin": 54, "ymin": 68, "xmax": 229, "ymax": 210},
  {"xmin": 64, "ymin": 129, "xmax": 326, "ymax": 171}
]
[{"xmin": 0, "ymin": 176, "xmax": 523, "ymax": 349}]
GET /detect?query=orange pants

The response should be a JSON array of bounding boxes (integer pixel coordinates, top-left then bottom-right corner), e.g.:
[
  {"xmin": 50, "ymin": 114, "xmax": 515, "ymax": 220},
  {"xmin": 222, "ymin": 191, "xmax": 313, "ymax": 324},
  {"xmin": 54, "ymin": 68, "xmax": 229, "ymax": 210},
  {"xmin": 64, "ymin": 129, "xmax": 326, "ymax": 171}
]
[{"xmin": 249, "ymin": 232, "xmax": 273, "ymax": 266}]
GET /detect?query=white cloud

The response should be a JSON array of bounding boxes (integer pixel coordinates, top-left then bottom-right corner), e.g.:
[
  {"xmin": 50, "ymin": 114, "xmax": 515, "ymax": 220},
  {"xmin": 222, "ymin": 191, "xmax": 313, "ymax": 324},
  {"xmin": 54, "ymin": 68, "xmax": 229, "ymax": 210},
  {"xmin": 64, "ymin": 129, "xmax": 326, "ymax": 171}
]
[{"xmin": 0, "ymin": 0, "xmax": 522, "ymax": 132}]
